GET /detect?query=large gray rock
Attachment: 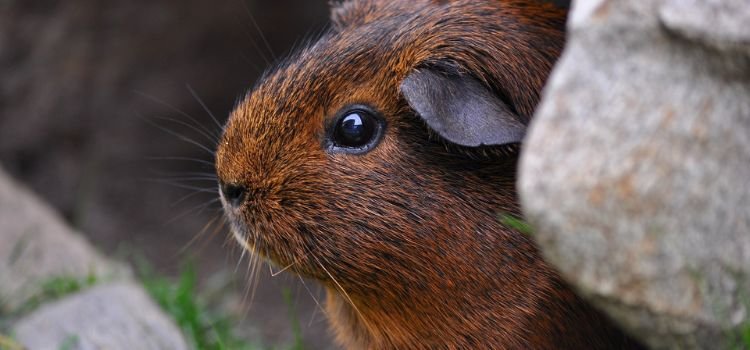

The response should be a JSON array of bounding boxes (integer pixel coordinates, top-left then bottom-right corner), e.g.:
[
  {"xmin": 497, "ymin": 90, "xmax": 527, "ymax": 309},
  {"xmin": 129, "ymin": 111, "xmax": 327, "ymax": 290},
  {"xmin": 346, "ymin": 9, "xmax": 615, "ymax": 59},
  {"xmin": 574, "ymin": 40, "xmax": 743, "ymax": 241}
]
[
  {"xmin": 0, "ymin": 167, "xmax": 129, "ymax": 313},
  {"xmin": 14, "ymin": 282, "xmax": 188, "ymax": 350},
  {"xmin": 520, "ymin": 0, "xmax": 750, "ymax": 348}
]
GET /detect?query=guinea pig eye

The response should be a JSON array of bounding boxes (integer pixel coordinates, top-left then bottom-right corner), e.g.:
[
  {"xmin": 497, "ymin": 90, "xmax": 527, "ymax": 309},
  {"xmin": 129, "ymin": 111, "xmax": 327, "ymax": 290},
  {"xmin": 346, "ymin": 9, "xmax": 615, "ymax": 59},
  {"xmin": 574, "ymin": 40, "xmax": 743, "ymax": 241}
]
[{"xmin": 328, "ymin": 106, "xmax": 384, "ymax": 154}]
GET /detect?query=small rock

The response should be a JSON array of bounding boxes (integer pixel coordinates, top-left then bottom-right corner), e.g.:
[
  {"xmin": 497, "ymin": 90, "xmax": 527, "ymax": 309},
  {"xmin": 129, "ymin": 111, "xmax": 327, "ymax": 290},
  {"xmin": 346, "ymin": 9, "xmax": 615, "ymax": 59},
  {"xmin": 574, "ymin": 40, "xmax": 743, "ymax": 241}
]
[
  {"xmin": 13, "ymin": 282, "xmax": 188, "ymax": 350},
  {"xmin": 0, "ymin": 167, "xmax": 129, "ymax": 313},
  {"xmin": 520, "ymin": 0, "xmax": 750, "ymax": 348}
]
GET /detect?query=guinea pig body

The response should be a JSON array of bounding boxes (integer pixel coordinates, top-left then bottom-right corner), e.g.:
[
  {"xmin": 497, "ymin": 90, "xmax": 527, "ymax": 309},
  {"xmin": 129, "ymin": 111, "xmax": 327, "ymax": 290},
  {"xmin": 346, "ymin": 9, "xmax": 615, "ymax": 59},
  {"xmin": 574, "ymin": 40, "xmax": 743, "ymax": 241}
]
[{"xmin": 216, "ymin": 0, "xmax": 642, "ymax": 349}]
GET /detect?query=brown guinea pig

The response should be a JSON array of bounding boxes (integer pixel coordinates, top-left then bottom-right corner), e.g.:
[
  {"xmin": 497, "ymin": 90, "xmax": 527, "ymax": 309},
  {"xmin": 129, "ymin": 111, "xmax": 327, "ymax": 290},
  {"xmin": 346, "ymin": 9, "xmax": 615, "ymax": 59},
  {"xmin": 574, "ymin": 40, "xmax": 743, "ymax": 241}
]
[{"xmin": 215, "ymin": 0, "xmax": 642, "ymax": 349}]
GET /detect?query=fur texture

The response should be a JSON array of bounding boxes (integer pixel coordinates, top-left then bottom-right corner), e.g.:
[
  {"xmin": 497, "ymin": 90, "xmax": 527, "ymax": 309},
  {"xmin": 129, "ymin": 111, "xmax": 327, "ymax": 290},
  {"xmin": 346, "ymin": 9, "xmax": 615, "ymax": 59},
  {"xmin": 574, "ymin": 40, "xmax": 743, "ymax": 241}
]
[{"xmin": 216, "ymin": 0, "xmax": 642, "ymax": 348}]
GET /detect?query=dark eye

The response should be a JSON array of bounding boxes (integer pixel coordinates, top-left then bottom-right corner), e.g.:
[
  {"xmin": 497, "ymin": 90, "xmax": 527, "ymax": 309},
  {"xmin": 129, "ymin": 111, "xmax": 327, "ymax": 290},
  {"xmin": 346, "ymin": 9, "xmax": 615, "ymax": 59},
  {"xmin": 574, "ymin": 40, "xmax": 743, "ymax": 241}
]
[{"xmin": 329, "ymin": 107, "xmax": 384, "ymax": 153}]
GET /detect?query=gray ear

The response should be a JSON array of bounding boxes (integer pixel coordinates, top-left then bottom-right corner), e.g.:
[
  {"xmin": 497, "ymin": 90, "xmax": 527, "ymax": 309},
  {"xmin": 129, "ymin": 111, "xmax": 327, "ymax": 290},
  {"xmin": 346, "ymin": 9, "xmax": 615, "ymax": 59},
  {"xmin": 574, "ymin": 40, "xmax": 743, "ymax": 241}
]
[{"xmin": 400, "ymin": 69, "xmax": 527, "ymax": 147}]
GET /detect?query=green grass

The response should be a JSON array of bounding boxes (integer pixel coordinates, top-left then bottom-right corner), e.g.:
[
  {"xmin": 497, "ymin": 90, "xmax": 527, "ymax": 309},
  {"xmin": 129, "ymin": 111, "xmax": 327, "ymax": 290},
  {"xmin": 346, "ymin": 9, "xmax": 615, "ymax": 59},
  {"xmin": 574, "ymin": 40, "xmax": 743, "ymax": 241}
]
[
  {"xmin": 281, "ymin": 289, "xmax": 304, "ymax": 350},
  {"xmin": 0, "ymin": 274, "xmax": 97, "ymax": 350},
  {"xmin": 14, "ymin": 273, "xmax": 98, "ymax": 316},
  {"xmin": 741, "ymin": 293, "xmax": 750, "ymax": 349},
  {"xmin": 139, "ymin": 263, "xmax": 264, "ymax": 350},
  {"xmin": 2, "ymin": 262, "xmax": 305, "ymax": 350},
  {"xmin": 499, "ymin": 214, "xmax": 534, "ymax": 235},
  {"xmin": 731, "ymin": 313, "xmax": 750, "ymax": 350},
  {"xmin": 0, "ymin": 334, "xmax": 23, "ymax": 350},
  {"xmin": 58, "ymin": 334, "xmax": 80, "ymax": 350},
  {"xmin": 728, "ymin": 321, "xmax": 750, "ymax": 350}
]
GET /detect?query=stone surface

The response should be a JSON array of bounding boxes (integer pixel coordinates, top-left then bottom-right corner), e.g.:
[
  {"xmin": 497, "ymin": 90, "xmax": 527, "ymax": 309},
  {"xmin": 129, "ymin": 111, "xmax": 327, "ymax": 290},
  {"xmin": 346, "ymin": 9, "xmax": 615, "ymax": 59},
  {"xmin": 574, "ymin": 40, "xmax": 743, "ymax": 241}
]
[
  {"xmin": 520, "ymin": 0, "xmax": 750, "ymax": 349},
  {"xmin": 0, "ymin": 167, "xmax": 129, "ymax": 313},
  {"xmin": 14, "ymin": 282, "xmax": 188, "ymax": 350},
  {"xmin": 659, "ymin": 0, "xmax": 750, "ymax": 57}
]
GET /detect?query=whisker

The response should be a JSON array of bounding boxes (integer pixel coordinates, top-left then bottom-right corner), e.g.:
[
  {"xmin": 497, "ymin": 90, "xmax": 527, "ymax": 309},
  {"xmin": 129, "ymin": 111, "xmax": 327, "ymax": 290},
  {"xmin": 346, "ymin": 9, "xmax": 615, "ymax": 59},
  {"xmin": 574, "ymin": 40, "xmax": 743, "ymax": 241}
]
[
  {"xmin": 231, "ymin": 227, "xmax": 256, "ymax": 252},
  {"xmin": 235, "ymin": 243, "xmax": 248, "ymax": 274},
  {"xmin": 232, "ymin": 227, "xmax": 263, "ymax": 313},
  {"xmin": 139, "ymin": 113, "xmax": 216, "ymax": 156},
  {"xmin": 270, "ymin": 260, "xmax": 296, "ymax": 277},
  {"xmin": 250, "ymin": 256, "xmax": 263, "ymax": 309},
  {"xmin": 287, "ymin": 25, "xmax": 321, "ymax": 59},
  {"xmin": 190, "ymin": 215, "xmax": 229, "ymax": 256},
  {"xmin": 241, "ymin": 241, "xmax": 263, "ymax": 311},
  {"xmin": 142, "ymin": 179, "xmax": 216, "ymax": 193},
  {"xmin": 268, "ymin": 244, "xmax": 311, "ymax": 277},
  {"xmin": 238, "ymin": 26, "xmax": 272, "ymax": 66},
  {"xmin": 159, "ymin": 176, "xmax": 218, "ymax": 182},
  {"xmin": 238, "ymin": 52, "xmax": 264, "ymax": 75},
  {"xmin": 186, "ymin": 84, "xmax": 225, "ymax": 132},
  {"xmin": 296, "ymin": 275, "xmax": 328, "ymax": 327},
  {"xmin": 310, "ymin": 253, "xmax": 366, "ymax": 325},
  {"xmin": 145, "ymin": 156, "xmax": 215, "ymax": 167},
  {"xmin": 165, "ymin": 199, "xmax": 222, "ymax": 225},
  {"xmin": 234, "ymin": 0, "xmax": 272, "ymax": 66},
  {"xmin": 134, "ymin": 91, "xmax": 221, "ymax": 143},
  {"xmin": 150, "ymin": 114, "xmax": 219, "ymax": 147},
  {"xmin": 172, "ymin": 190, "xmax": 211, "ymax": 208},
  {"xmin": 147, "ymin": 169, "xmax": 217, "ymax": 178},
  {"xmin": 240, "ymin": 0, "xmax": 276, "ymax": 61},
  {"xmin": 177, "ymin": 215, "xmax": 222, "ymax": 256}
]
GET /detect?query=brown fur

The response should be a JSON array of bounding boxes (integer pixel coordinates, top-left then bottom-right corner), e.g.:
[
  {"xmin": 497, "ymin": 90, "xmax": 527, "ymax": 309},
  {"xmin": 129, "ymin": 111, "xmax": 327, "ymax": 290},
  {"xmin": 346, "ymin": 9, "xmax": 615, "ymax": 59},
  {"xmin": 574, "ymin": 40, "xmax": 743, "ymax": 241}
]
[{"xmin": 216, "ymin": 0, "xmax": 642, "ymax": 349}]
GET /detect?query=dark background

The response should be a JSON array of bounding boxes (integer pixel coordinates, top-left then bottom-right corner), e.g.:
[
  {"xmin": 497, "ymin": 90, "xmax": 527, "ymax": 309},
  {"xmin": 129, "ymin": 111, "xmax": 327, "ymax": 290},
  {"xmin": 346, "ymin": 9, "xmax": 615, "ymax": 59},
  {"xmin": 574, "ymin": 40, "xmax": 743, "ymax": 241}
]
[
  {"xmin": 0, "ymin": 0, "xmax": 569, "ymax": 348},
  {"xmin": 1, "ymin": 0, "xmax": 332, "ymax": 347}
]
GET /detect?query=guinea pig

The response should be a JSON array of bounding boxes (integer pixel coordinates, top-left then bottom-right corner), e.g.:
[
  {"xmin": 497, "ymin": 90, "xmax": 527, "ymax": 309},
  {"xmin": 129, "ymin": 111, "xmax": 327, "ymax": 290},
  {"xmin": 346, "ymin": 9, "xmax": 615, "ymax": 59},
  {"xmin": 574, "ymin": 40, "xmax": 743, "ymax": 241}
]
[{"xmin": 215, "ymin": 0, "xmax": 643, "ymax": 348}]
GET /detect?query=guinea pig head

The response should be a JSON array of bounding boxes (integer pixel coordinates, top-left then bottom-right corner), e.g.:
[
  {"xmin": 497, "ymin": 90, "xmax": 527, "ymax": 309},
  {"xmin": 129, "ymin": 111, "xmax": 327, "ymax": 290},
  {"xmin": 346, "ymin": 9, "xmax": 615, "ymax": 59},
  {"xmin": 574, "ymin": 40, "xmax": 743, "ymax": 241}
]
[{"xmin": 215, "ymin": 0, "xmax": 566, "ymax": 345}]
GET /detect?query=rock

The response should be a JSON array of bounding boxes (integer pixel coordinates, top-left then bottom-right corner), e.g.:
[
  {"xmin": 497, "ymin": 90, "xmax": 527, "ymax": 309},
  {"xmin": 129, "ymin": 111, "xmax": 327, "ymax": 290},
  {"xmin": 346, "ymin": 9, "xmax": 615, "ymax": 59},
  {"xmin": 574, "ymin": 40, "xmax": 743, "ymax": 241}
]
[
  {"xmin": 0, "ymin": 167, "xmax": 129, "ymax": 313},
  {"xmin": 659, "ymin": 0, "xmax": 750, "ymax": 57},
  {"xmin": 13, "ymin": 282, "xmax": 188, "ymax": 350},
  {"xmin": 0, "ymin": 167, "xmax": 189, "ymax": 348},
  {"xmin": 519, "ymin": 0, "xmax": 750, "ymax": 348}
]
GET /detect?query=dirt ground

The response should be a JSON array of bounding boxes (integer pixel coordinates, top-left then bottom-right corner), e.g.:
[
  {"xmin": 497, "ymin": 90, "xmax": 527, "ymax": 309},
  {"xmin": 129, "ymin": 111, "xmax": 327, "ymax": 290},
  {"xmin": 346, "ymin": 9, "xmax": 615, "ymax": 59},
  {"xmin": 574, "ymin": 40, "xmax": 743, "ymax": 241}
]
[{"xmin": 0, "ymin": 1, "xmax": 334, "ymax": 348}]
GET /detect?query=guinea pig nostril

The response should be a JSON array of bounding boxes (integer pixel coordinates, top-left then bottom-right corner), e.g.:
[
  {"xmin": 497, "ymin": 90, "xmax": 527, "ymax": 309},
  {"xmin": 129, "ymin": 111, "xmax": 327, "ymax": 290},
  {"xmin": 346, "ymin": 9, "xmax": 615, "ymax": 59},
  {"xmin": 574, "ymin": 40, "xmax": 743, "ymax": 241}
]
[{"xmin": 221, "ymin": 183, "xmax": 247, "ymax": 207}]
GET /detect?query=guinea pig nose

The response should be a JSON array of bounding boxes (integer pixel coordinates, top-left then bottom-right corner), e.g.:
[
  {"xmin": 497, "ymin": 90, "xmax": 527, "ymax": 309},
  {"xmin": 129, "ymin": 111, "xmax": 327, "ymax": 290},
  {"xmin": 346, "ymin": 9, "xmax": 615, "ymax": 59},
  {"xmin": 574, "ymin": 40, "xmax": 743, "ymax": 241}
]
[{"xmin": 220, "ymin": 182, "xmax": 247, "ymax": 207}]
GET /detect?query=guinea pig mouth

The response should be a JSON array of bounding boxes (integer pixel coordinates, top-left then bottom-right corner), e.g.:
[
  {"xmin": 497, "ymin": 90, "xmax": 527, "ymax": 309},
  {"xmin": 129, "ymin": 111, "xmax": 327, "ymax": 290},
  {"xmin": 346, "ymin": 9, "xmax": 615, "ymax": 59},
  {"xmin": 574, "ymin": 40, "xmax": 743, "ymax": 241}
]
[
  {"xmin": 227, "ymin": 218, "xmax": 277, "ymax": 266},
  {"xmin": 226, "ymin": 216, "xmax": 251, "ymax": 247},
  {"xmin": 224, "ymin": 213, "xmax": 323, "ymax": 279},
  {"xmin": 224, "ymin": 213, "xmax": 274, "ymax": 256}
]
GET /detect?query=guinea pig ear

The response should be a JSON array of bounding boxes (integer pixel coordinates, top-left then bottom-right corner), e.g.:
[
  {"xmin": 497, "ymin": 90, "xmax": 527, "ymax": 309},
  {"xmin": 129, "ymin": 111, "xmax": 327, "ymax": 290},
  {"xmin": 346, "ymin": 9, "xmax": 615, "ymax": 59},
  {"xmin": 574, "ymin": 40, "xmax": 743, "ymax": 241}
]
[{"xmin": 400, "ymin": 69, "xmax": 527, "ymax": 147}]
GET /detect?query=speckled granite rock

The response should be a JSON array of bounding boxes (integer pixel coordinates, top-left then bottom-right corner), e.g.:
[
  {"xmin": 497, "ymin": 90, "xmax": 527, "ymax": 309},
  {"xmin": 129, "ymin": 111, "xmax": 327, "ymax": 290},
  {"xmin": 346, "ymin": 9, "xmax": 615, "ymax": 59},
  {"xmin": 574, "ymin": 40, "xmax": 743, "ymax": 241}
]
[
  {"xmin": 14, "ymin": 282, "xmax": 188, "ymax": 350},
  {"xmin": 0, "ymin": 167, "xmax": 129, "ymax": 313},
  {"xmin": 0, "ymin": 166, "xmax": 187, "ymax": 348},
  {"xmin": 520, "ymin": 0, "xmax": 750, "ymax": 348}
]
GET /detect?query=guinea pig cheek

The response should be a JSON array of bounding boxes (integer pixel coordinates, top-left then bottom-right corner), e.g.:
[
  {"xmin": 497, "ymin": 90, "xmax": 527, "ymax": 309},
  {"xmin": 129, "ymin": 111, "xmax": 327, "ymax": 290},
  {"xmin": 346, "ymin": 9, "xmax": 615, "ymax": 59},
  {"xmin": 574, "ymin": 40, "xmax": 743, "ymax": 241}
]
[{"xmin": 320, "ymin": 130, "xmax": 401, "ymax": 225}]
